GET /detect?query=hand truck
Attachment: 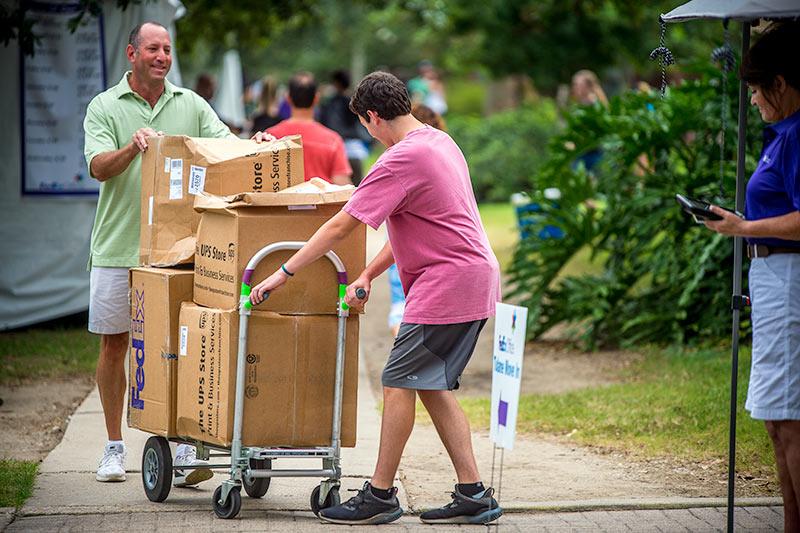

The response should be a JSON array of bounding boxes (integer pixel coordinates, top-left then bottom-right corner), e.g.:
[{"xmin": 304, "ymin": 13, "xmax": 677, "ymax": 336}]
[{"xmin": 139, "ymin": 241, "xmax": 364, "ymax": 519}]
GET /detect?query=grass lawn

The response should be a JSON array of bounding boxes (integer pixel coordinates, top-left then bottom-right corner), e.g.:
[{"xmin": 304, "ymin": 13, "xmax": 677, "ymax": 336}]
[
  {"xmin": 0, "ymin": 326, "xmax": 99, "ymax": 384},
  {"xmin": 0, "ymin": 460, "xmax": 37, "ymax": 508},
  {"xmin": 477, "ymin": 203, "xmax": 517, "ymax": 269},
  {"xmin": 453, "ymin": 345, "xmax": 774, "ymax": 478},
  {"xmin": 0, "ymin": 323, "xmax": 98, "ymax": 508}
]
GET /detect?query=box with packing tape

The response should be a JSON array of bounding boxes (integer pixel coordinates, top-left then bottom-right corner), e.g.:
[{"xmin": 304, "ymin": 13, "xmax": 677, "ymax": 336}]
[
  {"xmin": 192, "ymin": 179, "xmax": 366, "ymax": 313},
  {"xmin": 175, "ymin": 302, "xmax": 359, "ymax": 448},
  {"xmin": 140, "ymin": 135, "xmax": 304, "ymax": 267},
  {"xmin": 127, "ymin": 267, "xmax": 193, "ymax": 437}
]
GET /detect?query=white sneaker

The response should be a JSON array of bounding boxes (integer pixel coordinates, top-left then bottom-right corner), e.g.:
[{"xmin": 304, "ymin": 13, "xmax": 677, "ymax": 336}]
[
  {"xmin": 173, "ymin": 445, "xmax": 213, "ymax": 487},
  {"xmin": 96, "ymin": 443, "xmax": 126, "ymax": 482}
]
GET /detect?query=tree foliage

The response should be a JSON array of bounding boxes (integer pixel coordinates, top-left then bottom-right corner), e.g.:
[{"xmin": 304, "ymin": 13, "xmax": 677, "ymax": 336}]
[
  {"xmin": 446, "ymin": 0, "xmax": 729, "ymax": 93},
  {"xmin": 506, "ymin": 65, "xmax": 763, "ymax": 349},
  {"xmin": 448, "ymin": 102, "xmax": 559, "ymax": 202}
]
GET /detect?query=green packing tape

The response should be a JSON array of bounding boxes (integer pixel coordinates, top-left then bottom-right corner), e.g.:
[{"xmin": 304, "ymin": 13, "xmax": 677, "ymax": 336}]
[
  {"xmin": 241, "ymin": 284, "xmax": 252, "ymax": 310},
  {"xmin": 339, "ymin": 284, "xmax": 349, "ymax": 311}
]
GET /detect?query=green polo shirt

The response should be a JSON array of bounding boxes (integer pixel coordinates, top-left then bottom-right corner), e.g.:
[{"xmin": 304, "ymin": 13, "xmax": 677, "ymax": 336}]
[{"xmin": 84, "ymin": 72, "xmax": 234, "ymax": 268}]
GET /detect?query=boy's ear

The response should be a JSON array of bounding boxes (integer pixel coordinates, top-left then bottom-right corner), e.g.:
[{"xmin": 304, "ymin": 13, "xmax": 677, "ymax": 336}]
[{"xmin": 367, "ymin": 110, "xmax": 379, "ymax": 124}]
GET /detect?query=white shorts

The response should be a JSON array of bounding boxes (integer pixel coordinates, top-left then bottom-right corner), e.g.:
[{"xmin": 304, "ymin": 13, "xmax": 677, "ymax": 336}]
[{"xmin": 89, "ymin": 267, "xmax": 130, "ymax": 335}]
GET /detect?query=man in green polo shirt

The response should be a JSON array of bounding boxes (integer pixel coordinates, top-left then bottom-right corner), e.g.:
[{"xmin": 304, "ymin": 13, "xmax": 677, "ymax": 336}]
[{"xmin": 83, "ymin": 21, "xmax": 234, "ymax": 484}]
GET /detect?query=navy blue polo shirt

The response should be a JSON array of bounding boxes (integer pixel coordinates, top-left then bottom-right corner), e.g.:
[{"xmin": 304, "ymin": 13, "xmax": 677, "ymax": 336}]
[{"xmin": 745, "ymin": 109, "xmax": 800, "ymax": 248}]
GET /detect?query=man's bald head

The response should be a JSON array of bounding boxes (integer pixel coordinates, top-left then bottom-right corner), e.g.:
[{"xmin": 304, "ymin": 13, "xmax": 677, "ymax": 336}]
[{"xmin": 128, "ymin": 21, "xmax": 169, "ymax": 51}]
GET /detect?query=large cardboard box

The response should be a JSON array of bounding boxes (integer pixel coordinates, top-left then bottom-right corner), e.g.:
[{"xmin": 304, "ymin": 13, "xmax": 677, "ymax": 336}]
[
  {"xmin": 192, "ymin": 183, "xmax": 366, "ymax": 313},
  {"xmin": 127, "ymin": 267, "xmax": 194, "ymax": 437},
  {"xmin": 140, "ymin": 135, "xmax": 304, "ymax": 267},
  {"xmin": 175, "ymin": 303, "xmax": 359, "ymax": 447}
]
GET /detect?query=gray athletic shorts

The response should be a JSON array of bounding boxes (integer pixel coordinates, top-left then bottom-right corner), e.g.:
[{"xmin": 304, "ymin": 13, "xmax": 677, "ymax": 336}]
[{"xmin": 382, "ymin": 319, "xmax": 487, "ymax": 391}]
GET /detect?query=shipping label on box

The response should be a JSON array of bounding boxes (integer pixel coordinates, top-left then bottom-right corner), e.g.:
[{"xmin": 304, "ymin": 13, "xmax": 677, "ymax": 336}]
[
  {"xmin": 175, "ymin": 303, "xmax": 358, "ymax": 448},
  {"xmin": 140, "ymin": 135, "xmax": 304, "ymax": 267},
  {"xmin": 192, "ymin": 189, "xmax": 366, "ymax": 313},
  {"xmin": 127, "ymin": 267, "xmax": 194, "ymax": 437}
]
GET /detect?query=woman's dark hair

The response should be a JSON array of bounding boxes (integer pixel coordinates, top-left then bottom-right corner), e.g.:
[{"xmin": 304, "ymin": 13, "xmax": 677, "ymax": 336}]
[
  {"xmin": 349, "ymin": 71, "xmax": 411, "ymax": 122},
  {"xmin": 740, "ymin": 21, "xmax": 800, "ymax": 109}
]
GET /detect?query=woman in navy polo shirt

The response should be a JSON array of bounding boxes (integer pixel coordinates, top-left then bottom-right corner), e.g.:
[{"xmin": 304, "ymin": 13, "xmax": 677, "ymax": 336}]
[{"xmin": 704, "ymin": 21, "xmax": 800, "ymax": 529}]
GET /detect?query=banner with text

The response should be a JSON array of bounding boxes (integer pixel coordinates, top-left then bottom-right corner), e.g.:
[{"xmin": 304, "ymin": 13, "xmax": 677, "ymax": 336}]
[
  {"xmin": 490, "ymin": 302, "xmax": 528, "ymax": 450},
  {"xmin": 21, "ymin": 1, "xmax": 105, "ymax": 195}
]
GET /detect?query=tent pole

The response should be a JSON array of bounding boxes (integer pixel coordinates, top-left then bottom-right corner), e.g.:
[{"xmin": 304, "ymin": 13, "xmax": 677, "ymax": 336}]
[{"xmin": 727, "ymin": 20, "xmax": 750, "ymax": 533}]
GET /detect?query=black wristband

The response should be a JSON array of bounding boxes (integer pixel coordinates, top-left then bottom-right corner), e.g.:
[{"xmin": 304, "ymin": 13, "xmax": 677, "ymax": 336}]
[{"xmin": 281, "ymin": 264, "xmax": 294, "ymax": 277}]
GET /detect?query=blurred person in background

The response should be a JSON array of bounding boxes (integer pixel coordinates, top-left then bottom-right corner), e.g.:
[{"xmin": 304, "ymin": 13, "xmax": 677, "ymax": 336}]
[
  {"xmin": 569, "ymin": 69, "xmax": 607, "ymax": 173},
  {"xmin": 319, "ymin": 70, "xmax": 372, "ymax": 185},
  {"xmin": 250, "ymin": 75, "xmax": 281, "ymax": 136},
  {"xmin": 254, "ymin": 71, "xmax": 352, "ymax": 185},
  {"xmin": 422, "ymin": 67, "xmax": 448, "ymax": 116}
]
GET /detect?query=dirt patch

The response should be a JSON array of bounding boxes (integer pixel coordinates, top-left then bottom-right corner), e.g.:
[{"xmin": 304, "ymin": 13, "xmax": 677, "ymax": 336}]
[{"xmin": 0, "ymin": 377, "xmax": 94, "ymax": 462}]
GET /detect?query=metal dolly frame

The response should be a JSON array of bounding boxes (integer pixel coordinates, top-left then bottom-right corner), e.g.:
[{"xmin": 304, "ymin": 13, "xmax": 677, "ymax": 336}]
[{"xmin": 140, "ymin": 241, "xmax": 359, "ymax": 519}]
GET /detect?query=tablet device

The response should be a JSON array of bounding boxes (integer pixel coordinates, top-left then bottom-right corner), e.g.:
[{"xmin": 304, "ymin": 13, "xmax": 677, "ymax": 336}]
[{"xmin": 675, "ymin": 194, "xmax": 723, "ymax": 222}]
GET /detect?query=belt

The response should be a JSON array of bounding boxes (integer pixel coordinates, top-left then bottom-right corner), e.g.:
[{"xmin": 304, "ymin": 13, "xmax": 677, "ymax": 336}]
[{"xmin": 747, "ymin": 244, "xmax": 800, "ymax": 259}]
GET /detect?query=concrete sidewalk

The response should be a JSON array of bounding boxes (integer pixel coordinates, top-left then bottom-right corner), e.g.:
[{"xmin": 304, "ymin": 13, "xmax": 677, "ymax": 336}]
[{"xmin": 1, "ymin": 353, "xmax": 784, "ymax": 531}]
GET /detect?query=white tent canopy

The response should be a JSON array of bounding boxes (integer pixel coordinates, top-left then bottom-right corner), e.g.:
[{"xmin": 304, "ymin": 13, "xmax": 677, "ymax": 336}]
[
  {"xmin": 0, "ymin": 0, "xmax": 184, "ymax": 330},
  {"xmin": 662, "ymin": 0, "xmax": 800, "ymax": 22}
]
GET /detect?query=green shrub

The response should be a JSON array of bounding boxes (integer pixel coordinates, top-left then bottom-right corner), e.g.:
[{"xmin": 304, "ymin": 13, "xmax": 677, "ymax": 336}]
[
  {"xmin": 449, "ymin": 101, "xmax": 559, "ymax": 202},
  {"xmin": 507, "ymin": 66, "xmax": 763, "ymax": 348}
]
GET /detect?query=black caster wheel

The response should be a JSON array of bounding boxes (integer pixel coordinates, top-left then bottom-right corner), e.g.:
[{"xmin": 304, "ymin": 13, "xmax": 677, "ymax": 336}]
[
  {"xmin": 142, "ymin": 436, "xmax": 172, "ymax": 502},
  {"xmin": 213, "ymin": 485, "xmax": 242, "ymax": 519},
  {"xmin": 310, "ymin": 484, "xmax": 340, "ymax": 517},
  {"xmin": 243, "ymin": 458, "xmax": 272, "ymax": 499}
]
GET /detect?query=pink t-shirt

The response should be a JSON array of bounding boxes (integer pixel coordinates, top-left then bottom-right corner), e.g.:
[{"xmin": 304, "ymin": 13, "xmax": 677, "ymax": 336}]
[{"xmin": 343, "ymin": 126, "xmax": 500, "ymax": 324}]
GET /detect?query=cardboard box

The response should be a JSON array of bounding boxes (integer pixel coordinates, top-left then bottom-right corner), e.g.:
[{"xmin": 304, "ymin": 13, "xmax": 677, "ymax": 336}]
[
  {"xmin": 192, "ymin": 184, "xmax": 366, "ymax": 313},
  {"xmin": 175, "ymin": 303, "xmax": 359, "ymax": 447},
  {"xmin": 127, "ymin": 267, "xmax": 194, "ymax": 436},
  {"xmin": 140, "ymin": 135, "xmax": 304, "ymax": 267}
]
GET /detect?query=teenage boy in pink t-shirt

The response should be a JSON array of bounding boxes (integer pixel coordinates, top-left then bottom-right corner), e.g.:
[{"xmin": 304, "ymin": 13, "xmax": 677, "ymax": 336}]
[{"xmin": 249, "ymin": 71, "xmax": 502, "ymax": 526}]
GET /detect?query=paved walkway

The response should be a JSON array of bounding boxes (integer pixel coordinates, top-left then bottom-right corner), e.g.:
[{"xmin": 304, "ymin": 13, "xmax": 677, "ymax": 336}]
[{"xmin": 1, "ymin": 228, "xmax": 784, "ymax": 532}]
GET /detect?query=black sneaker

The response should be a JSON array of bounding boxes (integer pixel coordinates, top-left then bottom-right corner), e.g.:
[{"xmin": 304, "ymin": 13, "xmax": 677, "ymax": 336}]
[
  {"xmin": 319, "ymin": 481, "xmax": 404, "ymax": 525},
  {"xmin": 419, "ymin": 486, "xmax": 503, "ymax": 524}
]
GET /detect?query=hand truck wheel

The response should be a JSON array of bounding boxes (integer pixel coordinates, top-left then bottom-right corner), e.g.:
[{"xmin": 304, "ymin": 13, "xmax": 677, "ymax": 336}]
[
  {"xmin": 141, "ymin": 436, "xmax": 172, "ymax": 502},
  {"xmin": 310, "ymin": 483, "xmax": 340, "ymax": 517},
  {"xmin": 213, "ymin": 485, "xmax": 242, "ymax": 519},
  {"xmin": 242, "ymin": 458, "xmax": 272, "ymax": 499}
]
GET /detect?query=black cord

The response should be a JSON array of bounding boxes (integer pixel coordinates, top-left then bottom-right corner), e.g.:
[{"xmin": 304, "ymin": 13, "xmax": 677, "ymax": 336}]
[{"xmin": 649, "ymin": 17, "xmax": 675, "ymax": 99}]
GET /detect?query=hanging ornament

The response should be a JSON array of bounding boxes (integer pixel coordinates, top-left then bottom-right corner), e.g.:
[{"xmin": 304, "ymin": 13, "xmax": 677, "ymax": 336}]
[
  {"xmin": 649, "ymin": 17, "xmax": 675, "ymax": 98},
  {"xmin": 712, "ymin": 19, "xmax": 733, "ymax": 199}
]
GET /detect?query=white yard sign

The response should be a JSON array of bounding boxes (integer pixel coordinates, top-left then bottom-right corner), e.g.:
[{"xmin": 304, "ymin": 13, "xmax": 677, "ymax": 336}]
[{"xmin": 490, "ymin": 303, "xmax": 528, "ymax": 450}]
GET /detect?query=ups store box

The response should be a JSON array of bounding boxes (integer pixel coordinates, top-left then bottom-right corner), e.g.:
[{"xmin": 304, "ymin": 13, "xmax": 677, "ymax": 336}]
[
  {"xmin": 127, "ymin": 267, "xmax": 194, "ymax": 437},
  {"xmin": 192, "ymin": 182, "xmax": 366, "ymax": 313},
  {"xmin": 140, "ymin": 135, "xmax": 304, "ymax": 267},
  {"xmin": 175, "ymin": 303, "xmax": 359, "ymax": 447}
]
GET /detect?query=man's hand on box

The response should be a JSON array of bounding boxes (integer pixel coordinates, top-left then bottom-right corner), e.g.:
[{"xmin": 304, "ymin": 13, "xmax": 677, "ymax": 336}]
[
  {"xmin": 251, "ymin": 130, "xmax": 277, "ymax": 143},
  {"xmin": 131, "ymin": 127, "xmax": 161, "ymax": 152},
  {"xmin": 249, "ymin": 270, "xmax": 289, "ymax": 306}
]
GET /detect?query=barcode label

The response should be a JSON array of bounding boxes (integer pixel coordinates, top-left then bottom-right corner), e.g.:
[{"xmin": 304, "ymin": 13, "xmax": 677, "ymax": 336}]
[
  {"xmin": 179, "ymin": 326, "xmax": 188, "ymax": 356},
  {"xmin": 169, "ymin": 159, "xmax": 183, "ymax": 200},
  {"xmin": 163, "ymin": 157, "xmax": 171, "ymax": 173},
  {"xmin": 188, "ymin": 165, "xmax": 207, "ymax": 195}
]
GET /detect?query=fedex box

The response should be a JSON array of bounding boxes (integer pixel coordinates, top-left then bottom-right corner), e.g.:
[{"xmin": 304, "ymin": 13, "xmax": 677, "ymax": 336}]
[
  {"xmin": 175, "ymin": 303, "xmax": 359, "ymax": 447},
  {"xmin": 140, "ymin": 135, "xmax": 304, "ymax": 267},
  {"xmin": 192, "ymin": 184, "xmax": 366, "ymax": 313},
  {"xmin": 128, "ymin": 267, "xmax": 193, "ymax": 436}
]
